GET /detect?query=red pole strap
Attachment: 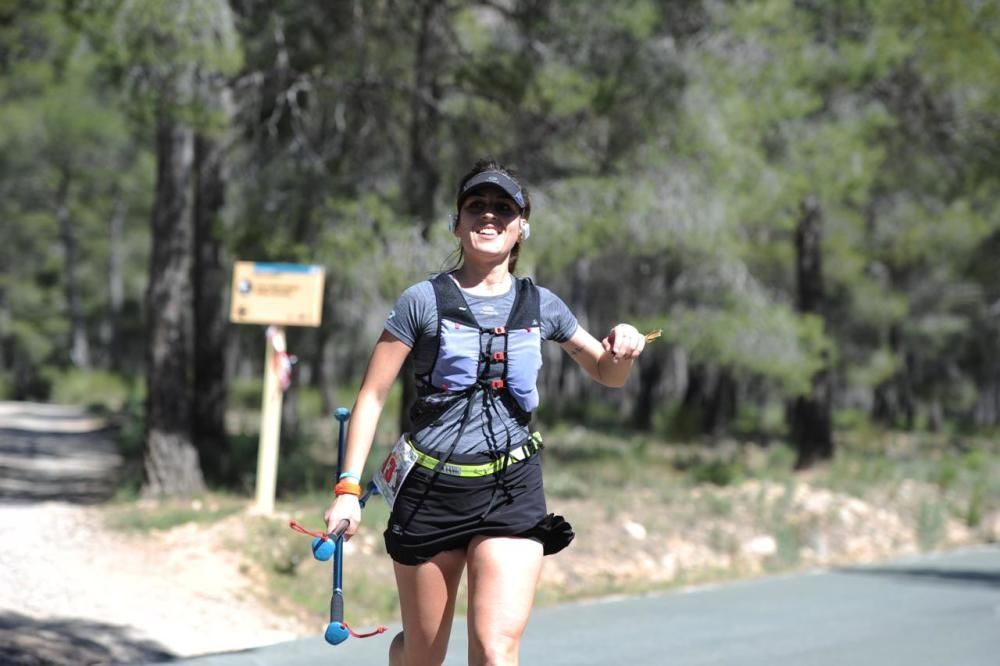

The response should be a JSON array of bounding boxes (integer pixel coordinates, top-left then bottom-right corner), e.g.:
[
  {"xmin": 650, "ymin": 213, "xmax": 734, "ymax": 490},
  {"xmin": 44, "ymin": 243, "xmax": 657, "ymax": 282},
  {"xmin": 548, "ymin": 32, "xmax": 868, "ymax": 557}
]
[
  {"xmin": 289, "ymin": 519, "xmax": 328, "ymax": 540},
  {"xmin": 344, "ymin": 622, "xmax": 388, "ymax": 638}
]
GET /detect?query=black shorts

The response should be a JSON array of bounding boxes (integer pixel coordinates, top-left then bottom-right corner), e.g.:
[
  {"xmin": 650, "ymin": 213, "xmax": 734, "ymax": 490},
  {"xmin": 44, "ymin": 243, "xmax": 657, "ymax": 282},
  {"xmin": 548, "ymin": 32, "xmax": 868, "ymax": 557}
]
[{"xmin": 383, "ymin": 452, "xmax": 573, "ymax": 565}]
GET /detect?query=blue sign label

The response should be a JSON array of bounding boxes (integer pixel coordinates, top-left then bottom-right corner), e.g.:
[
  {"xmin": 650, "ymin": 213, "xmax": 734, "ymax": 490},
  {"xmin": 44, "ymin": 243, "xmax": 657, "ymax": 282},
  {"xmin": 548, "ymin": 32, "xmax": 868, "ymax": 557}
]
[{"xmin": 253, "ymin": 263, "xmax": 322, "ymax": 274}]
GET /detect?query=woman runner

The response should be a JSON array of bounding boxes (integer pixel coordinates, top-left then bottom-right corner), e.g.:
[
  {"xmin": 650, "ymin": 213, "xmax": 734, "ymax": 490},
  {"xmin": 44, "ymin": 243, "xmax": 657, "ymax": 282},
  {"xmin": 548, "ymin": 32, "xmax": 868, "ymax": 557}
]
[{"xmin": 324, "ymin": 158, "xmax": 647, "ymax": 666}]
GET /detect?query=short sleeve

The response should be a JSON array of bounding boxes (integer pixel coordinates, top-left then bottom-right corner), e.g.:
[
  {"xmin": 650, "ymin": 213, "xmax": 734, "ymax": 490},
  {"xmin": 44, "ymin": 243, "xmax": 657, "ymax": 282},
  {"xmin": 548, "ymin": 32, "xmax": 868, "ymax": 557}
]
[
  {"xmin": 538, "ymin": 287, "xmax": 578, "ymax": 343},
  {"xmin": 384, "ymin": 281, "xmax": 437, "ymax": 347}
]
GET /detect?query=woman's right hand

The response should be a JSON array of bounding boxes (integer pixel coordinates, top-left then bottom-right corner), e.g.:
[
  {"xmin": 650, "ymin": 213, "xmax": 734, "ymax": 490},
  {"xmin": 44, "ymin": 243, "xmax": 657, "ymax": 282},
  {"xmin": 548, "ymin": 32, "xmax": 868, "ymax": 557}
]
[{"xmin": 324, "ymin": 493, "xmax": 362, "ymax": 540}]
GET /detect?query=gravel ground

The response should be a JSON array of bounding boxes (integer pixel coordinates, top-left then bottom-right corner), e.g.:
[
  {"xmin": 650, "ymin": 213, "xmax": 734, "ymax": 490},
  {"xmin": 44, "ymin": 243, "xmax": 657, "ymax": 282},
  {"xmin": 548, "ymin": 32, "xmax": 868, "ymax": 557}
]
[{"xmin": 0, "ymin": 402, "xmax": 311, "ymax": 665}]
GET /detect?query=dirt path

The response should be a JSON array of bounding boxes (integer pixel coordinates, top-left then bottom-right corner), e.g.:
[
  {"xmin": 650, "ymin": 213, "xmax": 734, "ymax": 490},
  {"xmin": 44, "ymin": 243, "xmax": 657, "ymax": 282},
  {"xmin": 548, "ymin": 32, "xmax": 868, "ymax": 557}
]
[{"xmin": 0, "ymin": 402, "xmax": 311, "ymax": 665}]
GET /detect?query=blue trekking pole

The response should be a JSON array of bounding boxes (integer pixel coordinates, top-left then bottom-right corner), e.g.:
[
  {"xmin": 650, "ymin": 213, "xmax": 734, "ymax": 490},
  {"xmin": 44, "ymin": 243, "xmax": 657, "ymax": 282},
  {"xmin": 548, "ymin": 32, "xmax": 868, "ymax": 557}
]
[
  {"xmin": 325, "ymin": 407, "xmax": 384, "ymax": 645},
  {"xmin": 326, "ymin": 407, "xmax": 352, "ymax": 645},
  {"xmin": 287, "ymin": 407, "xmax": 384, "ymax": 644}
]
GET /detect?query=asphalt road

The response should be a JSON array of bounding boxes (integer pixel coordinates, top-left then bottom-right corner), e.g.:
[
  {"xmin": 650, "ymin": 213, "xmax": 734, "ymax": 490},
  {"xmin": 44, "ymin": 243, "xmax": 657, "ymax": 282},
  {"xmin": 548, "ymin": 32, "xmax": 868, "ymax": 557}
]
[{"xmin": 164, "ymin": 545, "xmax": 999, "ymax": 666}]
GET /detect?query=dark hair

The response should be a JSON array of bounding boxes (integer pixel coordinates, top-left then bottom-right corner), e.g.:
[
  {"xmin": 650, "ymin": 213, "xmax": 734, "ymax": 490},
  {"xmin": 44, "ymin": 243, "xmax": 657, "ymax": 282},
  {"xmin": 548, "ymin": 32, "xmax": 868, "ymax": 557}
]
[{"xmin": 447, "ymin": 158, "xmax": 531, "ymax": 274}]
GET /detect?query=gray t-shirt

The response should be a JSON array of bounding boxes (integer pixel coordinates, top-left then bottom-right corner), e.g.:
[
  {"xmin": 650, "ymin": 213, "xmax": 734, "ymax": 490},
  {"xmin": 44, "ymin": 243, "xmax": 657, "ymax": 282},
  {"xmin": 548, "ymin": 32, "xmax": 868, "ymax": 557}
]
[{"xmin": 385, "ymin": 274, "xmax": 578, "ymax": 459}]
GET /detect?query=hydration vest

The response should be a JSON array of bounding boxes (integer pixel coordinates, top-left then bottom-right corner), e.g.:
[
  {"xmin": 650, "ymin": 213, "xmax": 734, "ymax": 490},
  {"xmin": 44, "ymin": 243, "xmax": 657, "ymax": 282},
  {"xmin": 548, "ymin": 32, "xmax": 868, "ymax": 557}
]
[{"xmin": 412, "ymin": 272, "xmax": 543, "ymax": 424}]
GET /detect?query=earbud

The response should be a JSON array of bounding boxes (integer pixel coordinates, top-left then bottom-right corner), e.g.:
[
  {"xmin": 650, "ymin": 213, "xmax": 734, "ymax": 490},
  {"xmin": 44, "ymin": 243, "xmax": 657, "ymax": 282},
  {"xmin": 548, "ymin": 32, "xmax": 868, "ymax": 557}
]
[{"xmin": 520, "ymin": 222, "xmax": 531, "ymax": 241}]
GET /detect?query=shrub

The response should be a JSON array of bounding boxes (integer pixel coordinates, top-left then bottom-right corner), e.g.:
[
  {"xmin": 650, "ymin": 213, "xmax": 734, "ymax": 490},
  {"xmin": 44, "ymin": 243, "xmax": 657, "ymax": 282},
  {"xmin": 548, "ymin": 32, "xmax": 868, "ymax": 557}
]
[{"xmin": 46, "ymin": 368, "xmax": 135, "ymax": 412}]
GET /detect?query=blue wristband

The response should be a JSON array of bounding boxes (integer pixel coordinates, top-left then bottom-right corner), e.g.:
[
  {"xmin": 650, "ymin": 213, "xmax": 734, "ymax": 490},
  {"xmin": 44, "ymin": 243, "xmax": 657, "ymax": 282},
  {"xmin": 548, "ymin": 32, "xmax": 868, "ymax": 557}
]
[{"xmin": 338, "ymin": 471, "xmax": 361, "ymax": 481}]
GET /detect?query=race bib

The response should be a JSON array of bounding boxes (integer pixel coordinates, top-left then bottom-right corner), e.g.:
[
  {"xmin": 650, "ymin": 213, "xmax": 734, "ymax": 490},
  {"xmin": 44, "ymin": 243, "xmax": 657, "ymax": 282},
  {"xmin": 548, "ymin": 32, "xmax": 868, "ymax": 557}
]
[{"xmin": 372, "ymin": 434, "xmax": 419, "ymax": 509}]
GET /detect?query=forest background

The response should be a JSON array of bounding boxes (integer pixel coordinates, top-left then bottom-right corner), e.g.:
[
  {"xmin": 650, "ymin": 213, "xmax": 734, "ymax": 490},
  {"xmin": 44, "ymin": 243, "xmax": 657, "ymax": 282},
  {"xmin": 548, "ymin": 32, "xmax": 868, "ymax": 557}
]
[{"xmin": 2, "ymin": 0, "xmax": 999, "ymax": 501}]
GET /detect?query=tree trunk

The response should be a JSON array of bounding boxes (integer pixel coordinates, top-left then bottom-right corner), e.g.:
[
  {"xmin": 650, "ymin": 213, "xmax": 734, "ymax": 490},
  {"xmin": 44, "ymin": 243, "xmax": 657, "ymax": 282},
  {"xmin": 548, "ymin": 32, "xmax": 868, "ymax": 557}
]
[
  {"xmin": 790, "ymin": 197, "xmax": 833, "ymax": 470},
  {"xmin": 103, "ymin": 195, "xmax": 126, "ymax": 371},
  {"xmin": 632, "ymin": 351, "xmax": 663, "ymax": 431},
  {"xmin": 678, "ymin": 365, "xmax": 709, "ymax": 437},
  {"xmin": 57, "ymin": 170, "xmax": 90, "ymax": 369},
  {"xmin": 974, "ymin": 375, "xmax": 1000, "ymax": 427},
  {"xmin": 790, "ymin": 367, "xmax": 833, "ymax": 468},
  {"xmin": 680, "ymin": 365, "xmax": 737, "ymax": 436},
  {"xmin": 705, "ymin": 369, "xmax": 737, "ymax": 436},
  {"xmin": 143, "ymin": 112, "xmax": 205, "ymax": 497},
  {"xmin": 405, "ymin": 0, "xmax": 445, "ymax": 242},
  {"xmin": 398, "ymin": 0, "xmax": 446, "ymax": 435},
  {"xmin": 873, "ymin": 323, "xmax": 917, "ymax": 428},
  {"xmin": 192, "ymin": 132, "xmax": 230, "ymax": 484},
  {"xmin": 0, "ymin": 285, "xmax": 7, "ymax": 373}
]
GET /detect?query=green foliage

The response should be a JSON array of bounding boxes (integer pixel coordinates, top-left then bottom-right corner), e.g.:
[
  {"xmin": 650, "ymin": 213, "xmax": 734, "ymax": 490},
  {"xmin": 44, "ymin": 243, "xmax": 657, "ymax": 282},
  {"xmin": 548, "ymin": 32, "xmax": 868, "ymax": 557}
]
[
  {"xmin": 229, "ymin": 377, "xmax": 264, "ymax": 412},
  {"xmin": 732, "ymin": 402, "xmax": 786, "ymax": 439},
  {"xmin": 668, "ymin": 304, "xmax": 832, "ymax": 396},
  {"xmin": 104, "ymin": 495, "xmax": 243, "ymax": 533},
  {"xmin": 916, "ymin": 498, "xmax": 946, "ymax": 550},
  {"xmin": 295, "ymin": 386, "xmax": 326, "ymax": 422},
  {"xmin": 690, "ymin": 457, "xmax": 745, "ymax": 487},
  {"xmin": 45, "ymin": 368, "xmax": 135, "ymax": 412},
  {"xmin": 965, "ymin": 477, "xmax": 986, "ymax": 528},
  {"xmin": 2, "ymin": 0, "xmax": 1000, "ymax": 489},
  {"xmin": 79, "ymin": 0, "xmax": 242, "ymax": 130}
]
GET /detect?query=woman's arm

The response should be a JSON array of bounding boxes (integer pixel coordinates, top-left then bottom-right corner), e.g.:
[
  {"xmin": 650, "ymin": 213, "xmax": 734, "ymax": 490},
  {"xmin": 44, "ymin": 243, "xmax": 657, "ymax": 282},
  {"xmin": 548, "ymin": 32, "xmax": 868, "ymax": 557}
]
[
  {"xmin": 560, "ymin": 323, "xmax": 646, "ymax": 388},
  {"xmin": 325, "ymin": 329, "xmax": 411, "ymax": 535},
  {"xmin": 339, "ymin": 330, "xmax": 412, "ymax": 476}
]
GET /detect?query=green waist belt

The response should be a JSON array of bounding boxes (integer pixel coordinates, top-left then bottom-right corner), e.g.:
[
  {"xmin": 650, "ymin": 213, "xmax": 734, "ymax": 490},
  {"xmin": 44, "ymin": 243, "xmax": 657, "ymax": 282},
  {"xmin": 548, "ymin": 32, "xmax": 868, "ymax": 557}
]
[{"xmin": 409, "ymin": 431, "xmax": 543, "ymax": 478}]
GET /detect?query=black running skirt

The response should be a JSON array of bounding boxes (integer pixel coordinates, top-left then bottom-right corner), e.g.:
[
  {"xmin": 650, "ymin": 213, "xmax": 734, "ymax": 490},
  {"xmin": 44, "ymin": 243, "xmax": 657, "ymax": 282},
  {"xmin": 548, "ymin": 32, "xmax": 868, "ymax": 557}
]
[{"xmin": 383, "ymin": 452, "xmax": 574, "ymax": 565}]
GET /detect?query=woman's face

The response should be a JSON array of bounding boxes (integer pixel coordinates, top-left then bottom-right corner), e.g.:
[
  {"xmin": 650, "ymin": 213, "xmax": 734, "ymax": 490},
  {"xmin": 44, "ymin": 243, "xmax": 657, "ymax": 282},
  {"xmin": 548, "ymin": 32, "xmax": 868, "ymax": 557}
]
[{"xmin": 455, "ymin": 185, "xmax": 524, "ymax": 261}]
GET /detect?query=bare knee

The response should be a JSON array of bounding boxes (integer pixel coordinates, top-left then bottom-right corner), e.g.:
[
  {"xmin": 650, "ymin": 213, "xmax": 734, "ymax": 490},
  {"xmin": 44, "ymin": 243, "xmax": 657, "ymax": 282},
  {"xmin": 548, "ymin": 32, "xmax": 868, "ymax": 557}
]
[
  {"xmin": 470, "ymin": 628, "xmax": 523, "ymax": 666},
  {"xmin": 390, "ymin": 630, "xmax": 449, "ymax": 666}
]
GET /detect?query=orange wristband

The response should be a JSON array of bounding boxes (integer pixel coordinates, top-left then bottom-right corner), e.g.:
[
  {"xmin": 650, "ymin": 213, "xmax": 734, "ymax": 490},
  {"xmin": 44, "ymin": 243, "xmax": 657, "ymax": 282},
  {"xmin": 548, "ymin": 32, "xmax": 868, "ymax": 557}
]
[{"xmin": 334, "ymin": 480, "xmax": 362, "ymax": 497}]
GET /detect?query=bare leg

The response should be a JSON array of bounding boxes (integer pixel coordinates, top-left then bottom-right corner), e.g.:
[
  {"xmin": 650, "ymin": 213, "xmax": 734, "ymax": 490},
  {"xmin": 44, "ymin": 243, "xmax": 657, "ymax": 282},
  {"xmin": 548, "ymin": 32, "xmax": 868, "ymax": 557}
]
[
  {"xmin": 389, "ymin": 548, "xmax": 466, "ymax": 666},
  {"xmin": 466, "ymin": 536, "xmax": 544, "ymax": 666}
]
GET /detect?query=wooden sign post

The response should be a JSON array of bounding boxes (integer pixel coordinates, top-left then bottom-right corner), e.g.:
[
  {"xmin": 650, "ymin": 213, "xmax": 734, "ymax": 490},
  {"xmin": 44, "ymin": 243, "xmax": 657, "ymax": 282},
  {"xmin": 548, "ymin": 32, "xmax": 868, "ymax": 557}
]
[{"xmin": 230, "ymin": 261, "xmax": 325, "ymax": 515}]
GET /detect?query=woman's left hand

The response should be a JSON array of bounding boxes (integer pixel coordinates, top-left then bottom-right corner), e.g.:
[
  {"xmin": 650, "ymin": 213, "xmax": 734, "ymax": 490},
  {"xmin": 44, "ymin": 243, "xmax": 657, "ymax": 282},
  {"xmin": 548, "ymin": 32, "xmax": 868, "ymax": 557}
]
[{"xmin": 602, "ymin": 323, "xmax": 646, "ymax": 361}]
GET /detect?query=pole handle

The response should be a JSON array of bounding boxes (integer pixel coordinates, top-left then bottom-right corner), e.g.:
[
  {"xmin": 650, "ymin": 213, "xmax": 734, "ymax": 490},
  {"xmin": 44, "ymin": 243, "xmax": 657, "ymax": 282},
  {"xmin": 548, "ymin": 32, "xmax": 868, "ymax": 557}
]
[
  {"xmin": 329, "ymin": 518, "xmax": 350, "ymax": 540},
  {"xmin": 330, "ymin": 590, "xmax": 345, "ymax": 623}
]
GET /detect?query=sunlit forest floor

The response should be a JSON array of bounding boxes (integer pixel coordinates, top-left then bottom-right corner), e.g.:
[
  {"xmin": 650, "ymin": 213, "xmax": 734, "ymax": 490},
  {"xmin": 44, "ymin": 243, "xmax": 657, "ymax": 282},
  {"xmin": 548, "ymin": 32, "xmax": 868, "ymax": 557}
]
[{"xmin": 102, "ymin": 424, "xmax": 1000, "ymax": 639}]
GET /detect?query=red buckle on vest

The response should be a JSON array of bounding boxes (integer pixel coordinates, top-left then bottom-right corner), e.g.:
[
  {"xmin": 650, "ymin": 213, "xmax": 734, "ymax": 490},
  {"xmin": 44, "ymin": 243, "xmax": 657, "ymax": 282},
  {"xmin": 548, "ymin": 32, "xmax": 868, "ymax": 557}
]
[
  {"xmin": 493, "ymin": 351, "xmax": 506, "ymax": 362},
  {"xmin": 494, "ymin": 326, "xmax": 507, "ymax": 335},
  {"xmin": 489, "ymin": 379, "xmax": 505, "ymax": 389}
]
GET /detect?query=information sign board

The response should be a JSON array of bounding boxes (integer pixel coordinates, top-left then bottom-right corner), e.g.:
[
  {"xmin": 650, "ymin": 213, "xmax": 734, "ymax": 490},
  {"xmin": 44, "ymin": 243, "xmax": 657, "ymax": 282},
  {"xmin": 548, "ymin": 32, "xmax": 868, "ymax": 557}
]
[{"xmin": 230, "ymin": 261, "xmax": 325, "ymax": 327}]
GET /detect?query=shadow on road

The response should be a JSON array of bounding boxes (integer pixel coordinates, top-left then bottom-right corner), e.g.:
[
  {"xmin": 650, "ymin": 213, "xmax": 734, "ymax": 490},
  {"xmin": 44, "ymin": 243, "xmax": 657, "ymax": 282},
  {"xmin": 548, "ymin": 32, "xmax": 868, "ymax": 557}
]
[
  {"xmin": 835, "ymin": 552, "xmax": 1000, "ymax": 589},
  {"xmin": 0, "ymin": 611, "xmax": 175, "ymax": 665}
]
